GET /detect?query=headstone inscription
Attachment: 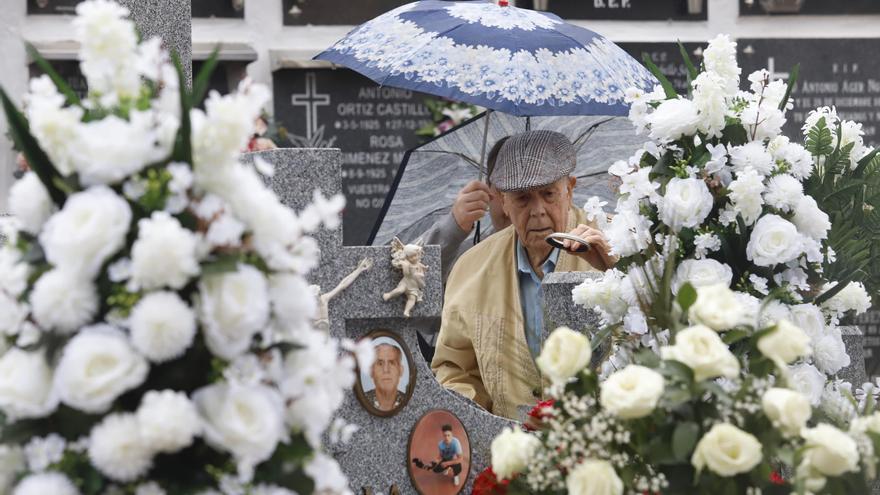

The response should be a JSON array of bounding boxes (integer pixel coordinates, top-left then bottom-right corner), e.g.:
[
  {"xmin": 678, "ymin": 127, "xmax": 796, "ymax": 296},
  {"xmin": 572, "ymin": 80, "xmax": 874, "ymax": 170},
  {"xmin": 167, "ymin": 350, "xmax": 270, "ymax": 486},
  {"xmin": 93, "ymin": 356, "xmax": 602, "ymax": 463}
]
[
  {"xmin": 247, "ymin": 147, "xmax": 513, "ymax": 494},
  {"xmin": 857, "ymin": 308, "xmax": 880, "ymax": 380},
  {"xmin": 738, "ymin": 38, "xmax": 880, "ymax": 148},
  {"xmin": 272, "ymin": 68, "xmax": 433, "ymax": 246},
  {"xmin": 520, "ymin": 0, "xmax": 708, "ymax": 21},
  {"xmin": 740, "ymin": 0, "xmax": 880, "ymax": 16}
]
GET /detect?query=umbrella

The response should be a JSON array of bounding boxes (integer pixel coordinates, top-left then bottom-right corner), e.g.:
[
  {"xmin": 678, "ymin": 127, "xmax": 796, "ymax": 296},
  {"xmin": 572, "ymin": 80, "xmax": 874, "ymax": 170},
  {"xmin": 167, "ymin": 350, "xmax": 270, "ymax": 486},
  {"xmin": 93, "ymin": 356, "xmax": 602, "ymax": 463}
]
[
  {"xmin": 314, "ymin": 0, "xmax": 656, "ymax": 117},
  {"xmin": 369, "ymin": 112, "xmax": 649, "ymax": 246}
]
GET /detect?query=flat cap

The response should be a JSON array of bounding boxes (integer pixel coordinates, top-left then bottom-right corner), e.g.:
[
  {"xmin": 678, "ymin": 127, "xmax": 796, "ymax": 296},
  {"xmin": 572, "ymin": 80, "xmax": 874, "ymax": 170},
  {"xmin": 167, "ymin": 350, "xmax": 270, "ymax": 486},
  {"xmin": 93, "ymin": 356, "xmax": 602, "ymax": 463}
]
[{"xmin": 490, "ymin": 130, "xmax": 576, "ymax": 192}]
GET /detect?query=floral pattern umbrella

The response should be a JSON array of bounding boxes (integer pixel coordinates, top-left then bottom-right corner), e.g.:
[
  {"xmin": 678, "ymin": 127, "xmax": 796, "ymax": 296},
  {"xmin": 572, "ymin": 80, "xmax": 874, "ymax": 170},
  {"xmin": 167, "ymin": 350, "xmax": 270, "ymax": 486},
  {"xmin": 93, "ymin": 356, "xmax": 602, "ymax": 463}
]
[{"xmin": 314, "ymin": 0, "xmax": 657, "ymax": 117}]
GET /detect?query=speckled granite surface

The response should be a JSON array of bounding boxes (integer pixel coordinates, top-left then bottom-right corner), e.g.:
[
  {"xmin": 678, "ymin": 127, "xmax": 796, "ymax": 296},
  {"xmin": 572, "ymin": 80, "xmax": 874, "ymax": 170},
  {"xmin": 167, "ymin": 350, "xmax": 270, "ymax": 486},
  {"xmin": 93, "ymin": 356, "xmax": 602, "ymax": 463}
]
[
  {"xmin": 840, "ymin": 325, "xmax": 869, "ymax": 387},
  {"xmin": 118, "ymin": 0, "xmax": 191, "ymax": 85},
  {"xmin": 542, "ymin": 271, "xmax": 602, "ymax": 338}
]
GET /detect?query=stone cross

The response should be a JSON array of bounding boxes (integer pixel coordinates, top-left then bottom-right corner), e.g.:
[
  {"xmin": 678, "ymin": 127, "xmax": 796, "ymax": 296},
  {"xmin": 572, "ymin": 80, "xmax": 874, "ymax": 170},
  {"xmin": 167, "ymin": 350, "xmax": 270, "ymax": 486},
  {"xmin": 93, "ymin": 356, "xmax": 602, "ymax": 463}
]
[{"xmin": 246, "ymin": 148, "xmax": 512, "ymax": 494}]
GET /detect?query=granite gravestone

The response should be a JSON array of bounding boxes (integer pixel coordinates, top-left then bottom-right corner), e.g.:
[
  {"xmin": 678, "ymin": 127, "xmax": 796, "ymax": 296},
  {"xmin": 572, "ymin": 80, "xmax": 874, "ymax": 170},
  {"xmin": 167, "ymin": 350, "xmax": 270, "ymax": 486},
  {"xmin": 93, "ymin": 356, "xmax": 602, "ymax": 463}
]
[
  {"xmin": 738, "ymin": 38, "xmax": 880, "ymax": 148},
  {"xmin": 272, "ymin": 69, "xmax": 433, "ymax": 246},
  {"xmin": 246, "ymin": 148, "xmax": 513, "ymax": 494},
  {"xmin": 520, "ymin": 0, "xmax": 707, "ymax": 21}
]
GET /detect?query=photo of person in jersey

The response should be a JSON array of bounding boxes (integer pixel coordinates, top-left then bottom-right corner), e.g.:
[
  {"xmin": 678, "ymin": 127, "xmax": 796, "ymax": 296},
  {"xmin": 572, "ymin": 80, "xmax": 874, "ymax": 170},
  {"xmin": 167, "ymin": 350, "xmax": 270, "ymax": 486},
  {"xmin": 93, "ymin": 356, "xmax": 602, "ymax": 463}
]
[{"xmin": 408, "ymin": 410, "xmax": 470, "ymax": 494}]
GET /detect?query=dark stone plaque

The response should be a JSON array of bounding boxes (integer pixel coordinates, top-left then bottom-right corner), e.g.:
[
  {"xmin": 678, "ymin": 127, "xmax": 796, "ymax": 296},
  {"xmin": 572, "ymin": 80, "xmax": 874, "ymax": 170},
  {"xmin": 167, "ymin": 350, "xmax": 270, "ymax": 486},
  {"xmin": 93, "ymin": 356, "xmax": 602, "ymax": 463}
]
[
  {"xmin": 740, "ymin": 0, "xmax": 880, "ymax": 16},
  {"xmin": 28, "ymin": 60, "xmax": 88, "ymax": 98},
  {"xmin": 272, "ymin": 69, "xmax": 433, "ymax": 245},
  {"xmin": 282, "ymin": 0, "xmax": 408, "ymax": 25},
  {"xmin": 192, "ymin": 0, "xmax": 244, "ymax": 18},
  {"xmin": 521, "ymin": 0, "xmax": 707, "ymax": 20},
  {"xmin": 738, "ymin": 38, "xmax": 880, "ymax": 148},
  {"xmin": 27, "ymin": 0, "xmax": 82, "ymax": 15},
  {"xmin": 857, "ymin": 308, "xmax": 880, "ymax": 380},
  {"xmin": 618, "ymin": 42, "xmax": 705, "ymax": 95},
  {"xmin": 192, "ymin": 61, "xmax": 248, "ymax": 101}
]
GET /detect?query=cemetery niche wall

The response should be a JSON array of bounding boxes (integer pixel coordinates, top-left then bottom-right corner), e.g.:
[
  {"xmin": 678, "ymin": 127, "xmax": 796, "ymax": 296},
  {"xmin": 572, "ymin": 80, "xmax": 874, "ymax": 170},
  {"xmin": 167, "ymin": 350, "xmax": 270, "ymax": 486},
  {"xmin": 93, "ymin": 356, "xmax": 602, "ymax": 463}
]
[
  {"xmin": 619, "ymin": 42, "xmax": 703, "ymax": 96},
  {"xmin": 272, "ymin": 68, "xmax": 433, "ymax": 246},
  {"xmin": 283, "ymin": 0, "xmax": 409, "ymax": 25},
  {"xmin": 740, "ymin": 0, "xmax": 880, "ymax": 16},
  {"xmin": 518, "ymin": 0, "xmax": 707, "ymax": 21}
]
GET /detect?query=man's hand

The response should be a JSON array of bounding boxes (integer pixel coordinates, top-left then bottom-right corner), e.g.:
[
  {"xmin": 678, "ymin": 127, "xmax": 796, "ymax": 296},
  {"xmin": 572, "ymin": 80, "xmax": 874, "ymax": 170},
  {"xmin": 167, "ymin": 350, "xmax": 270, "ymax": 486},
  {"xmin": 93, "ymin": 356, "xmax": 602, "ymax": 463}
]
[
  {"xmin": 561, "ymin": 224, "xmax": 617, "ymax": 271},
  {"xmin": 451, "ymin": 180, "xmax": 491, "ymax": 233}
]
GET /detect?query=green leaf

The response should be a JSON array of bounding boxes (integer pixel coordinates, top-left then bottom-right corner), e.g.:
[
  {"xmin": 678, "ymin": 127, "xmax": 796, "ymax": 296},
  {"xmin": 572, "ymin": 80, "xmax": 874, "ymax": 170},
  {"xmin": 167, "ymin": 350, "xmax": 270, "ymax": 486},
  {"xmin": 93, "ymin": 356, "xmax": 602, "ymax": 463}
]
[
  {"xmin": 192, "ymin": 46, "xmax": 220, "ymax": 107},
  {"xmin": 678, "ymin": 41, "xmax": 699, "ymax": 82},
  {"xmin": 722, "ymin": 329, "xmax": 750, "ymax": 345},
  {"xmin": 778, "ymin": 63, "xmax": 799, "ymax": 112},
  {"xmin": 672, "ymin": 422, "xmax": 700, "ymax": 461},
  {"xmin": 201, "ymin": 254, "xmax": 241, "ymax": 275},
  {"xmin": 26, "ymin": 43, "xmax": 82, "ymax": 106},
  {"xmin": 641, "ymin": 52, "xmax": 678, "ymax": 99},
  {"xmin": 170, "ymin": 50, "xmax": 193, "ymax": 165},
  {"xmin": 721, "ymin": 121, "xmax": 748, "ymax": 146},
  {"xmin": 0, "ymin": 86, "xmax": 67, "ymax": 206},
  {"xmin": 662, "ymin": 359, "xmax": 695, "ymax": 384},
  {"xmin": 814, "ymin": 279, "xmax": 850, "ymax": 306},
  {"xmin": 677, "ymin": 282, "xmax": 698, "ymax": 313}
]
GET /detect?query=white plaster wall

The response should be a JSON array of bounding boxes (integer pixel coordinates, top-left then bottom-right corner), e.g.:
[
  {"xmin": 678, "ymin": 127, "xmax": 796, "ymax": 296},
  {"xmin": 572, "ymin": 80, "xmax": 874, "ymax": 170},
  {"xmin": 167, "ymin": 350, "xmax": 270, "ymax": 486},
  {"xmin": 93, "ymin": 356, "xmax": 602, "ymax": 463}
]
[{"xmin": 2, "ymin": 0, "xmax": 880, "ymax": 211}]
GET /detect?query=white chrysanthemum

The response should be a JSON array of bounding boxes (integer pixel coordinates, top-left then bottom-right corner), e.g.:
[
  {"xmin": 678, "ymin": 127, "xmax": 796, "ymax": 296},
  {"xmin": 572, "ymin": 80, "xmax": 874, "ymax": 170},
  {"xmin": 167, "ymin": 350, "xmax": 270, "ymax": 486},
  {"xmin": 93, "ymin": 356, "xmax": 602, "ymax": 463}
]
[
  {"xmin": 198, "ymin": 264, "xmax": 270, "ymax": 360},
  {"xmin": 88, "ymin": 413, "xmax": 153, "ymax": 482},
  {"xmin": 129, "ymin": 291, "xmax": 197, "ymax": 362},
  {"xmin": 9, "ymin": 173, "xmax": 55, "ymax": 235},
  {"xmin": 25, "ymin": 78, "xmax": 83, "ymax": 176},
  {"xmin": 821, "ymin": 281, "xmax": 872, "ymax": 316},
  {"xmin": 812, "ymin": 331, "xmax": 850, "ymax": 375},
  {"xmin": 605, "ymin": 207, "xmax": 652, "ymax": 258},
  {"xmin": 693, "ymin": 232, "xmax": 721, "ymax": 259},
  {"xmin": 136, "ymin": 390, "xmax": 202, "ymax": 453},
  {"xmin": 30, "ymin": 269, "xmax": 98, "ymax": 334},
  {"xmin": 658, "ymin": 178, "xmax": 714, "ymax": 232},
  {"xmin": 39, "ymin": 186, "xmax": 132, "ymax": 277},
  {"xmin": 23, "ymin": 434, "xmax": 66, "ymax": 472},
  {"xmin": 269, "ymin": 274, "xmax": 318, "ymax": 334},
  {"xmin": 0, "ymin": 292, "xmax": 28, "ymax": 337},
  {"xmin": 204, "ymin": 213, "xmax": 245, "ymax": 248},
  {"xmin": 646, "ymin": 98, "xmax": 700, "ymax": 142},
  {"xmin": 746, "ymin": 214, "xmax": 804, "ymax": 267},
  {"xmin": 191, "ymin": 80, "xmax": 270, "ymax": 169},
  {"xmin": 763, "ymin": 174, "xmax": 803, "ymax": 213},
  {"xmin": 692, "ymin": 72, "xmax": 728, "ymax": 138},
  {"xmin": 130, "ymin": 211, "xmax": 200, "ymax": 291},
  {"xmin": 0, "ymin": 349, "xmax": 58, "ymax": 421},
  {"xmin": 781, "ymin": 142, "xmax": 815, "ymax": 180},
  {"xmin": 54, "ymin": 325, "xmax": 149, "ymax": 413},
  {"xmin": 73, "ymin": 0, "xmax": 139, "ymax": 99},
  {"xmin": 727, "ymin": 167, "xmax": 765, "ymax": 225},
  {"xmin": 729, "ymin": 142, "xmax": 775, "ymax": 176},
  {"xmin": 72, "ymin": 112, "xmax": 167, "ymax": 185},
  {"xmin": 13, "ymin": 472, "xmax": 79, "ymax": 495},
  {"xmin": 0, "ymin": 247, "xmax": 30, "ymax": 297},
  {"xmin": 788, "ymin": 363, "xmax": 826, "ymax": 405},
  {"xmin": 673, "ymin": 259, "xmax": 733, "ymax": 294},
  {"xmin": 702, "ymin": 34, "xmax": 740, "ymax": 96},
  {"xmin": 792, "ymin": 196, "xmax": 831, "ymax": 241}
]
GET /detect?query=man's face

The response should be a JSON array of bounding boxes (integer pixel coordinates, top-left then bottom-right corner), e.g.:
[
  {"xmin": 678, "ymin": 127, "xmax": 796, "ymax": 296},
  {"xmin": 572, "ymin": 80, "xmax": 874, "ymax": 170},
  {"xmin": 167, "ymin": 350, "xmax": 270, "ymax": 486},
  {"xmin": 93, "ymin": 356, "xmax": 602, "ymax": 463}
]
[
  {"xmin": 370, "ymin": 344, "xmax": 402, "ymax": 394},
  {"xmin": 501, "ymin": 177, "xmax": 575, "ymax": 255},
  {"xmin": 443, "ymin": 430, "xmax": 453, "ymax": 443}
]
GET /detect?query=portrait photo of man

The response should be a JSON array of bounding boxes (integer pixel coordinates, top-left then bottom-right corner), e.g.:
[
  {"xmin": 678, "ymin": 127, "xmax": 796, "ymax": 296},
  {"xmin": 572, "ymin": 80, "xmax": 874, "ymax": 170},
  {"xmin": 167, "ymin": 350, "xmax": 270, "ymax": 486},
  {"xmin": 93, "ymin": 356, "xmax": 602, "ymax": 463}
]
[{"xmin": 357, "ymin": 333, "xmax": 413, "ymax": 416}]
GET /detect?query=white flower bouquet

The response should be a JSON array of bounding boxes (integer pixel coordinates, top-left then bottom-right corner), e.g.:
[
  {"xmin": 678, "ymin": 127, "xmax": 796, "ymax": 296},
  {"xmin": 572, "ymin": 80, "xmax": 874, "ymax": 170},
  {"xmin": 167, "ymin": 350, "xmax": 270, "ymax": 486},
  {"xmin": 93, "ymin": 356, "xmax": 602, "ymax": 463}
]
[
  {"xmin": 0, "ymin": 1, "xmax": 362, "ymax": 494},
  {"xmin": 488, "ymin": 286, "xmax": 880, "ymax": 494},
  {"xmin": 573, "ymin": 35, "xmax": 873, "ymax": 397}
]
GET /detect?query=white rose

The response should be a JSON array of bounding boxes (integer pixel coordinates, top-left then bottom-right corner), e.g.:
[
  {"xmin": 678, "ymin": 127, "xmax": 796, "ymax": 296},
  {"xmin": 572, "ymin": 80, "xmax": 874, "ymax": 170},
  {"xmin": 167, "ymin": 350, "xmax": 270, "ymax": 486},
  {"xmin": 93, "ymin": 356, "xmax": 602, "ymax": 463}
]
[
  {"xmin": 39, "ymin": 186, "xmax": 132, "ymax": 277},
  {"xmin": 821, "ymin": 281, "xmax": 872, "ymax": 316},
  {"xmin": 673, "ymin": 259, "xmax": 733, "ymax": 294},
  {"xmin": 646, "ymin": 98, "xmax": 700, "ymax": 141},
  {"xmin": 0, "ymin": 445, "xmax": 25, "ymax": 494},
  {"xmin": 193, "ymin": 382, "xmax": 285, "ymax": 480},
  {"xmin": 661, "ymin": 325, "xmax": 740, "ymax": 381},
  {"xmin": 692, "ymin": 423, "xmax": 763, "ymax": 476},
  {"xmin": 536, "ymin": 327, "xmax": 591, "ymax": 385},
  {"xmin": 658, "ymin": 178, "xmax": 714, "ymax": 232},
  {"xmin": 130, "ymin": 212, "xmax": 200, "ymax": 291},
  {"xmin": 688, "ymin": 284, "xmax": 743, "ymax": 331},
  {"xmin": 9, "ymin": 172, "xmax": 55, "ymax": 235},
  {"xmin": 0, "ymin": 293, "xmax": 28, "ymax": 338},
  {"xmin": 55, "ymin": 325, "xmax": 149, "ymax": 413},
  {"xmin": 30, "ymin": 269, "xmax": 98, "ymax": 334},
  {"xmin": 0, "ymin": 247, "xmax": 30, "ymax": 297},
  {"xmin": 791, "ymin": 196, "xmax": 830, "ymax": 241},
  {"xmin": 490, "ymin": 427, "xmax": 540, "ymax": 480},
  {"xmin": 13, "ymin": 472, "xmax": 79, "ymax": 495},
  {"xmin": 0, "ymin": 349, "xmax": 58, "ymax": 421},
  {"xmin": 850, "ymin": 412, "xmax": 880, "ymax": 435},
  {"xmin": 788, "ymin": 363, "xmax": 826, "ymax": 406},
  {"xmin": 600, "ymin": 365, "xmax": 664, "ymax": 419},
  {"xmin": 566, "ymin": 458, "xmax": 623, "ymax": 495},
  {"xmin": 198, "ymin": 264, "xmax": 270, "ymax": 360},
  {"xmin": 788, "ymin": 304, "xmax": 826, "ymax": 342},
  {"xmin": 812, "ymin": 332, "xmax": 850, "ymax": 375},
  {"xmin": 801, "ymin": 424, "xmax": 859, "ymax": 476},
  {"xmin": 762, "ymin": 387, "xmax": 811, "ymax": 437},
  {"xmin": 129, "ymin": 291, "xmax": 197, "ymax": 363},
  {"xmin": 26, "ymin": 97, "xmax": 83, "ymax": 177},
  {"xmin": 136, "ymin": 390, "xmax": 202, "ymax": 453},
  {"xmin": 746, "ymin": 214, "xmax": 804, "ymax": 267},
  {"xmin": 757, "ymin": 319, "xmax": 811, "ymax": 366},
  {"xmin": 88, "ymin": 413, "xmax": 153, "ymax": 482}
]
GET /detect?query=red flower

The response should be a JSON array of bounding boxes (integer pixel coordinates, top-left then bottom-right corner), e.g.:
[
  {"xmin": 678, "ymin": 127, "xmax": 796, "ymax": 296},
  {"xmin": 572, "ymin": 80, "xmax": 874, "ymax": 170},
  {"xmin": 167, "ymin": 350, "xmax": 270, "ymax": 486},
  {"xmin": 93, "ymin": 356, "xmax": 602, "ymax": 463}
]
[
  {"xmin": 770, "ymin": 470, "xmax": 785, "ymax": 485},
  {"xmin": 473, "ymin": 467, "xmax": 510, "ymax": 495},
  {"xmin": 524, "ymin": 399, "xmax": 555, "ymax": 431}
]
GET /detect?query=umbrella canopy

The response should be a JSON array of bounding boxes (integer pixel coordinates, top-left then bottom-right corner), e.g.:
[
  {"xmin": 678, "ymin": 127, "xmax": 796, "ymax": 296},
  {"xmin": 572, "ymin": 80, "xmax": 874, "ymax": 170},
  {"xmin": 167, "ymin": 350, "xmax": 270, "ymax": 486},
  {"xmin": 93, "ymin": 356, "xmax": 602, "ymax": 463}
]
[
  {"xmin": 369, "ymin": 113, "xmax": 649, "ymax": 246},
  {"xmin": 315, "ymin": 0, "xmax": 656, "ymax": 116}
]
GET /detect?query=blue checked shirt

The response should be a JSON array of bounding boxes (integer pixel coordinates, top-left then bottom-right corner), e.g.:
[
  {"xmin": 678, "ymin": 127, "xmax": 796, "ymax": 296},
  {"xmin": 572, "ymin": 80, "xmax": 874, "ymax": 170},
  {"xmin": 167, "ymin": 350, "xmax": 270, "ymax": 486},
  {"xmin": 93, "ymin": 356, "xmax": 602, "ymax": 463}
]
[{"xmin": 516, "ymin": 241, "xmax": 560, "ymax": 359}]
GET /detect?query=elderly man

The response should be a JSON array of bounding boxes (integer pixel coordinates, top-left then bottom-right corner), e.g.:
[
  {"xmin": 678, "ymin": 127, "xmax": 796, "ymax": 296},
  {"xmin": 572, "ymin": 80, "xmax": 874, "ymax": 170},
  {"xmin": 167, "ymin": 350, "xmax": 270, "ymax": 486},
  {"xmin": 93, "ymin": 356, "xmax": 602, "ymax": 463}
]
[
  {"xmin": 431, "ymin": 130, "xmax": 615, "ymax": 420},
  {"xmin": 366, "ymin": 343, "xmax": 404, "ymax": 412}
]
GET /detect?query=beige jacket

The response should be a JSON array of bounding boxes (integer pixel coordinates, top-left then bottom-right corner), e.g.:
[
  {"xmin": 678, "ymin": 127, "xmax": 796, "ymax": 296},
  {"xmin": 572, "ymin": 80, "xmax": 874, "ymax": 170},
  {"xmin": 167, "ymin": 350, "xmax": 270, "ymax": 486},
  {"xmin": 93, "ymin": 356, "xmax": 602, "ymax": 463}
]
[{"xmin": 431, "ymin": 207, "xmax": 597, "ymax": 420}]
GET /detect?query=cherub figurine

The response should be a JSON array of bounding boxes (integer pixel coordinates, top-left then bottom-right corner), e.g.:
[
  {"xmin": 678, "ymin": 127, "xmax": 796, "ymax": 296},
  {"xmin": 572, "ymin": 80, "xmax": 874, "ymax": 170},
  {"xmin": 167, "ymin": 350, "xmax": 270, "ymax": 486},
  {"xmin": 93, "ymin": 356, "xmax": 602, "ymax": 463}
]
[
  {"xmin": 311, "ymin": 257, "xmax": 374, "ymax": 331},
  {"xmin": 383, "ymin": 237, "xmax": 427, "ymax": 318}
]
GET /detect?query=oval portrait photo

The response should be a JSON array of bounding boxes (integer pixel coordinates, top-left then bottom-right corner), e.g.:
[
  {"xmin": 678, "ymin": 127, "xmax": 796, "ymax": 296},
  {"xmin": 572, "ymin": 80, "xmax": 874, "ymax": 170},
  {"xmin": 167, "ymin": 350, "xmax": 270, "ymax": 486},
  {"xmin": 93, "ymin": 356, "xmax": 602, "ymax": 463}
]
[
  {"xmin": 354, "ymin": 329, "xmax": 416, "ymax": 417},
  {"xmin": 408, "ymin": 409, "xmax": 471, "ymax": 495}
]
